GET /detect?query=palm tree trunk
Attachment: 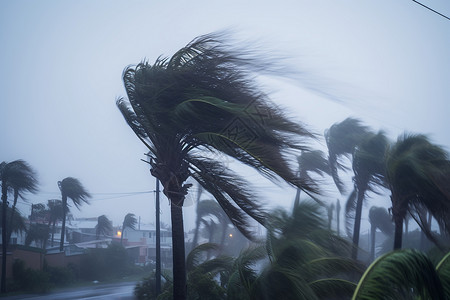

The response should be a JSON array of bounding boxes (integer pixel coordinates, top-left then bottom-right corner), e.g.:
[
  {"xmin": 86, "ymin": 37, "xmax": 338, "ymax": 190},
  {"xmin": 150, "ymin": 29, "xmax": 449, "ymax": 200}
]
[
  {"xmin": 293, "ymin": 188, "xmax": 301, "ymax": 209},
  {"xmin": 155, "ymin": 179, "xmax": 161, "ymax": 296},
  {"xmin": 6, "ymin": 189, "xmax": 19, "ymax": 245},
  {"xmin": 51, "ymin": 219, "xmax": 56, "ymax": 247},
  {"xmin": 170, "ymin": 196, "xmax": 187, "ymax": 300},
  {"xmin": 59, "ymin": 196, "xmax": 67, "ymax": 252},
  {"xmin": 351, "ymin": 190, "xmax": 364, "ymax": 259},
  {"xmin": 336, "ymin": 199, "xmax": 340, "ymax": 236},
  {"xmin": 393, "ymin": 215, "xmax": 403, "ymax": 250},
  {"xmin": 1, "ymin": 185, "xmax": 8, "ymax": 293},
  {"xmin": 120, "ymin": 225, "xmax": 124, "ymax": 245},
  {"xmin": 370, "ymin": 224, "xmax": 376, "ymax": 261}
]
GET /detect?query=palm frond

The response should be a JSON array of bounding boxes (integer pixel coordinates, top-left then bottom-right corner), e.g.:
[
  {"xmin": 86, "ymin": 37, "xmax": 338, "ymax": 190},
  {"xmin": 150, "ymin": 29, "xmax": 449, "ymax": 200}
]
[
  {"xmin": 186, "ymin": 242, "xmax": 219, "ymax": 272},
  {"xmin": 122, "ymin": 213, "xmax": 137, "ymax": 230},
  {"xmin": 369, "ymin": 206, "xmax": 394, "ymax": 236},
  {"xmin": 325, "ymin": 118, "xmax": 371, "ymax": 194},
  {"xmin": 436, "ymin": 252, "xmax": 450, "ymax": 299},
  {"xmin": 0, "ymin": 160, "xmax": 38, "ymax": 198},
  {"xmin": 58, "ymin": 177, "xmax": 90, "ymax": 208},
  {"xmin": 309, "ymin": 278, "xmax": 357, "ymax": 299},
  {"xmin": 352, "ymin": 249, "xmax": 446, "ymax": 300}
]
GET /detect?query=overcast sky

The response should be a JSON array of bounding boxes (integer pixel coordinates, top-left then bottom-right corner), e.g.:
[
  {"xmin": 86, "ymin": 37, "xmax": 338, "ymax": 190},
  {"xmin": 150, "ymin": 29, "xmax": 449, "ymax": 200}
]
[{"xmin": 1, "ymin": 1, "xmax": 449, "ymax": 232}]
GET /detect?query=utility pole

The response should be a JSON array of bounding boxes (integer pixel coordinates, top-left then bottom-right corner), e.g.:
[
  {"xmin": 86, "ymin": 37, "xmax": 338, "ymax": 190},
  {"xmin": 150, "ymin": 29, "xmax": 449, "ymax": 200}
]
[{"xmin": 156, "ymin": 178, "xmax": 161, "ymax": 295}]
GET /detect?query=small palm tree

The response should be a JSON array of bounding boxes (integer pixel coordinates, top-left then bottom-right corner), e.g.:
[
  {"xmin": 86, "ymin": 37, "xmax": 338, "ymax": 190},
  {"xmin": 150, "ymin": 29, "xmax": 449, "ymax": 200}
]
[
  {"xmin": 325, "ymin": 118, "xmax": 371, "ymax": 194},
  {"xmin": 25, "ymin": 223, "xmax": 49, "ymax": 248},
  {"xmin": 96, "ymin": 215, "xmax": 112, "ymax": 240},
  {"xmin": 58, "ymin": 177, "xmax": 90, "ymax": 252},
  {"xmin": 385, "ymin": 134, "xmax": 450, "ymax": 250},
  {"xmin": 348, "ymin": 131, "xmax": 389, "ymax": 259},
  {"xmin": 117, "ymin": 33, "xmax": 318, "ymax": 299},
  {"xmin": 293, "ymin": 150, "xmax": 331, "ymax": 208},
  {"xmin": 0, "ymin": 159, "xmax": 38, "ymax": 293},
  {"xmin": 47, "ymin": 199, "xmax": 63, "ymax": 247},
  {"xmin": 368, "ymin": 206, "xmax": 393, "ymax": 261},
  {"xmin": 121, "ymin": 213, "xmax": 137, "ymax": 245}
]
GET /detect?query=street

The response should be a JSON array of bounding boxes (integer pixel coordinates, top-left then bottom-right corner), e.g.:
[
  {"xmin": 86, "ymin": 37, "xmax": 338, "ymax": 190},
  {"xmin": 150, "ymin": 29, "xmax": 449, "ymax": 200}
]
[{"xmin": 1, "ymin": 281, "xmax": 137, "ymax": 300}]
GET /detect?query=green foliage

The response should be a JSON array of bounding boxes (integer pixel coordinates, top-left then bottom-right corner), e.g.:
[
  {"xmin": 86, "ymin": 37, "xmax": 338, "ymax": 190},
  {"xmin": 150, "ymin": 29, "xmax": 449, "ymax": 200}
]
[
  {"xmin": 352, "ymin": 249, "xmax": 446, "ymax": 300},
  {"xmin": 11, "ymin": 259, "xmax": 51, "ymax": 293}
]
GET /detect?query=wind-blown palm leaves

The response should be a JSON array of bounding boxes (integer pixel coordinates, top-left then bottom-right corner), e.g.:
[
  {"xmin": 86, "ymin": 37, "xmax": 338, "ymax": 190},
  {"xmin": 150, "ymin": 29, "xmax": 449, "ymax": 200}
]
[
  {"xmin": 255, "ymin": 201, "xmax": 362, "ymax": 300},
  {"xmin": 117, "ymin": 32, "xmax": 317, "ymax": 299},
  {"xmin": 0, "ymin": 159, "xmax": 38, "ymax": 293},
  {"xmin": 294, "ymin": 150, "xmax": 331, "ymax": 208},
  {"xmin": 325, "ymin": 118, "xmax": 371, "ymax": 194},
  {"xmin": 58, "ymin": 177, "xmax": 90, "ymax": 252},
  {"xmin": 368, "ymin": 206, "xmax": 393, "ymax": 261},
  {"xmin": 121, "ymin": 213, "xmax": 137, "ymax": 245},
  {"xmin": 348, "ymin": 131, "xmax": 389, "ymax": 259},
  {"xmin": 385, "ymin": 134, "xmax": 450, "ymax": 249},
  {"xmin": 352, "ymin": 249, "xmax": 449, "ymax": 300},
  {"xmin": 96, "ymin": 215, "xmax": 112, "ymax": 240},
  {"xmin": 47, "ymin": 199, "xmax": 63, "ymax": 247}
]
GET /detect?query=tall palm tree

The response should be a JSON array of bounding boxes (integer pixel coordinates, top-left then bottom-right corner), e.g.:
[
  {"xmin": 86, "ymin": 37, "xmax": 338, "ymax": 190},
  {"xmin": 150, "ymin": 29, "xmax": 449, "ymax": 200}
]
[
  {"xmin": 325, "ymin": 118, "xmax": 371, "ymax": 194},
  {"xmin": 58, "ymin": 177, "xmax": 90, "ymax": 252},
  {"xmin": 120, "ymin": 213, "xmax": 137, "ymax": 245},
  {"xmin": 385, "ymin": 134, "xmax": 450, "ymax": 250},
  {"xmin": 293, "ymin": 150, "xmax": 331, "ymax": 208},
  {"xmin": 368, "ymin": 206, "xmax": 393, "ymax": 261},
  {"xmin": 117, "ymin": 33, "xmax": 317, "ymax": 299},
  {"xmin": 0, "ymin": 159, "xmax": 38, "ymax": 293},
  {"xmin": 348, "ymin": 131, "xmax": 389, "ymax": 259},
  {"xmin": 96, "ymin": 215, "xmax": 112, "ymax": 240}
]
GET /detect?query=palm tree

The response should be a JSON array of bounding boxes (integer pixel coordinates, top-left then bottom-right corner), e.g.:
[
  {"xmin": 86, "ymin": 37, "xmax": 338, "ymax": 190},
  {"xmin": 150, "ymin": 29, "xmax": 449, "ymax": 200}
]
[
  {"xmin": 368, "ymin": 206, "xmax": 393, "ymax": 261},
  {"xmin": 348, "ymin": 131, "xmax": 389, "ymax": 259},
  {"xmin": 0, "ymin": 159, "xmax": 38, "ymax": 293},
  {"xmin": 96, "ymin": 215, "xmax": 112, "ymax": 240},
  {"xmin": 58, "ymin": 177, "xmax": 90, "ymax": 252},
  {"xmin": 25, "ymin": 223, "xmax": 49, "ymax": 248},
  {"xmin": 47, "ymin": 199, "xmax": 63, "ymax": 247},
  {"xmin": 293, "ymin": 150, "xmax": 331, "ymax": 208},
  {"xmin": 120, "ymin": 213, "xmax": 137, "ymax": 245},
  {"xmin": 190, "ymin": 184, "xmax": 204, "ymax": 251},
  {"xmin": 325, "ymin": 118, "xmax": 371, "ymax": 194},
  {"xmin": 117, "ymin": 33, "xmax": 317, "ymax": 299},
  {"xmin": 385, "ymin": 134, "xmax": 450, "ymax": 250}
]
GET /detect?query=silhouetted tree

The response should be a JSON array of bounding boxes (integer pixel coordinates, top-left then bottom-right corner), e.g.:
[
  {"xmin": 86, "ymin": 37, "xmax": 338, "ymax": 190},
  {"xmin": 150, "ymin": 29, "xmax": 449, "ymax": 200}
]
[
  {"xmin": 96, "ymin": 215, "xmax": 112, "ymax": 240},
  {"xmin": 0, "ymin": 160, "xmax": 38, "ymax": 293},
  {"xmin": 121, "ymin": 213, "xmax": 137, "ymax": 245},
  {"xmin": 368, "ymin": 206, "xmax": 393, "ymax": 261},
  {"xmin": 117, "ymin": 33, "xmax": 317, "ymax": 299},
  {"xmin": 386, "ymin": 134, "xmax": 450, "ymax": 250},
  {"xmin": 58, "ymin": 177, "xmax": 90, "ymax": 252}
]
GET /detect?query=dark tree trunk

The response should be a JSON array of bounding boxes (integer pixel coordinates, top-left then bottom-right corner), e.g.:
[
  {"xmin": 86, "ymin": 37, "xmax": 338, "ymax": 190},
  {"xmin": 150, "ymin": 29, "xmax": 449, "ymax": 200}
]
[
  {"xmin": 155, "ymin": 179, "xmax": 161, "ymax": 296},
  {"xmin": 51, "ymin": 219, "xmax": 56, "ymax": 247},
  {"xmin": 170, "ymin": 196, "xmax": 186, "ymax": 300},
  {"xmin": 393, "ymin": 215, "xmax": 403, "ymax": 250},
  {"xmin": 336, "ymin": 199, "xmax": 340, "ymax": 236},
  {"xmin": 351, "ymin": 190, "xmax": 364, "ymax": 259},
  {"xmin": 293, "ymin": 188, "xmax": 301, "ymax": 209},
  {"xmin": 370, "ymin": 224, "xmax": 376, "ymax": 261},
  {"xmin": 6, "ymin": 189, "xmax": 19, "ymax": 245},
  {"xmin": 1, "ymin": 185, "xmax": 8, "ymax": 293},
  {"xmin": 59, "ymin": 195, "xmax": 67, "ymax": 252}
]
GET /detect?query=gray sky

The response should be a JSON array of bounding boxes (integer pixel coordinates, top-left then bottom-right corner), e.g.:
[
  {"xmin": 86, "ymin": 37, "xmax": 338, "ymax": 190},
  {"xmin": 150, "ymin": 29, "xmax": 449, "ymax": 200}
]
[{"xmin": 1, "ymin": 0, "xmax": 449, "ymax": 232}]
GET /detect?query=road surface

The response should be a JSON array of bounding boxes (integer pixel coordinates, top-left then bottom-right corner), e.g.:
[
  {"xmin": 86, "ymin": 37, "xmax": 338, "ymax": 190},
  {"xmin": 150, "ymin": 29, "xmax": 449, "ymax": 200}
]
[{"xmin": 2, "ymin": 281, "xmax": 137, "ymax": 300}]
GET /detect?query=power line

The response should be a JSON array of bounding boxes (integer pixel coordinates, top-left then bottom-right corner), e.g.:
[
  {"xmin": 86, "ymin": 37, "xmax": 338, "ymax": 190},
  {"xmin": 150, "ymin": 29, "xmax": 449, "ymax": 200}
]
[{"xmin": 412, "ymin": 0, "xmax": 450, "ymax": 21}]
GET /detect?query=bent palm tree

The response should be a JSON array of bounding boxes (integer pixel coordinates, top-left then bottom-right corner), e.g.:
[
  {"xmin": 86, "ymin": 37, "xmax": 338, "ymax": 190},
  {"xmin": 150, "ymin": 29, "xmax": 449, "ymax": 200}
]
[
  {"xmin": 293, "ymin": 150, "xmax": 331, "ymax": 208},
  {"xmin": 385, "ymin": 134, "xmax": 450, "ymax": 250},
  {"xmin": 121, "ymin": 213, "xmax": 137, "ymax": 245},
  {"xmin": 117, "ymin": 33, "xmax": 317, "ymax": 299},
  {"xmin": 349, "ymin": 131, "xmax": 389, "ymax": 259},
  {"xmin": 0, "ymin": 160, "xmax": 38, "ymax": 293},
  {"xmin": 58, "ymin": 177, "xmax": 90, "ymax": 252},
  {"xmin": 325, "ymin": 118, "xmax": 371, "ymax": 194},
  {"xmin": 368, "ymin": 206, "xmax": 393, "ymax": 261},
  {"xmin": 96, "ymin": 215, "xmax": 112, "ymax": 240}
]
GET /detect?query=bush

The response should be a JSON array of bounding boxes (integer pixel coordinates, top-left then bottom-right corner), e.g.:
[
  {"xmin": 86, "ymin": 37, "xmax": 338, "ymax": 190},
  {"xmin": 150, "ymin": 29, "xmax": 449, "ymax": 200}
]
[{"xmin": 12, "ymin": 259, "xmax": 51, "ymax": 293}]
